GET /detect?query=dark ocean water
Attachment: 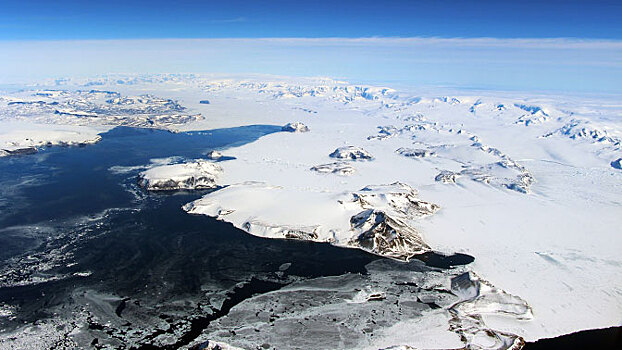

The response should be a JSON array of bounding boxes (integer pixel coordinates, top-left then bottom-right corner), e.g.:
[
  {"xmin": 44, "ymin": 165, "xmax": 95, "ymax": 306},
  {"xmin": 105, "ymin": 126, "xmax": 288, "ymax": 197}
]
[{"xmin": 0, "ymin": 126, "xmax": 376, "ymax": 339}]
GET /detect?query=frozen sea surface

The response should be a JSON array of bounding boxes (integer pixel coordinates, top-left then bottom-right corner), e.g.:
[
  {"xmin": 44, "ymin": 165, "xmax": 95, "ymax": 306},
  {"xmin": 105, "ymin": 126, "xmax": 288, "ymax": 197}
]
[{"xmin": 0, "ymin": 126, "xmax": 389, "ymax": 348}]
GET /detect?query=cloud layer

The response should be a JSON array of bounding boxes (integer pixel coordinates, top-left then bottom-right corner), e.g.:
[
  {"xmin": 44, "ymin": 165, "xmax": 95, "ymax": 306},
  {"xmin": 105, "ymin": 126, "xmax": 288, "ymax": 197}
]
[{"xmin": 1, "ymin": 37, "xmax": 620, "ymax": 92}]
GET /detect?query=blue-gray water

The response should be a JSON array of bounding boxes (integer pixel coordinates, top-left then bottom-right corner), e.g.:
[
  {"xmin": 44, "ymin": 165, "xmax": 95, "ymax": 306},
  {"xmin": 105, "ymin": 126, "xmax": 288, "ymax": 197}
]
[{"xmin": 0, "ymin": 126, "xmax": 376, "ymax": 341}]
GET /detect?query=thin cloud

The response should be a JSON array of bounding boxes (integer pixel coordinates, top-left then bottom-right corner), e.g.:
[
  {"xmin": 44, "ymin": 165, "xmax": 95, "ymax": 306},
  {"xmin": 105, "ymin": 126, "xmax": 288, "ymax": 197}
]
[
  {"xmin": 245, "ymin": 37, "xmax": 622, "ymax": 50},
  {"xmin": 206, "ymin": 17, "xmax": 247, "ymax": 24},
  {"xmin": 2, "ymin": 36, "xmax": 621, "ymax": 50},
  {"xmin": 0, "ymin": 37, "xmax": 620, "ymax": 92}
]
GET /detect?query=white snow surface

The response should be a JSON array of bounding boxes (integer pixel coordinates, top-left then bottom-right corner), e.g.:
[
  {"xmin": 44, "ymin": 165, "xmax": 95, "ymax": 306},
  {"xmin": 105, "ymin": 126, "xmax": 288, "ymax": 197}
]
[
  {"xmin": 0, "ymin": 121, "xmax": 107, "ymax": 156},
  {"xmin": 139, "ymin": 160, "xmax": 222, "ymax": 191},
  {"xmin": 167, "ymin": 75, "xmax": 620, "ymax": 343},
  {"xmin": 1, "ymin": 74, "xmax": 621, "ymax": 345},
  {"xmin": 0, "ymin": 88, "xmax": 203, "ymax": 156}
]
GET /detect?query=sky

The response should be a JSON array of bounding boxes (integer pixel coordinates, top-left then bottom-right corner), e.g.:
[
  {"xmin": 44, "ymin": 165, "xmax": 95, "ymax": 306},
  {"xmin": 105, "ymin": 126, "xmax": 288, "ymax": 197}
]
[
  {"xmin": 1, "ymin": 0, "xmax": 621, "ymax": 40},
  {"xmin": 0, "ymin": 0, "xmax": 620, "ymax": 93}
]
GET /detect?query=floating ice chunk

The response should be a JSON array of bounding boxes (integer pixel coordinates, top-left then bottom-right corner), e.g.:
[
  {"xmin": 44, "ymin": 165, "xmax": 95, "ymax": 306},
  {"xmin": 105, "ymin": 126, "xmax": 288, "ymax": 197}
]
[
  {"xmin": 278, "ymin": 263, "xmax": 291, "ymax": 271},
  {"xmin": 281, "ymin": 122, "xmax": 310, "ymax": 132},
  {"xmin": 72, "ymin": 271, "xmax": 92, "ymax": 277},
  {"xmin": 611, "ymin": 158, "xmax": 622, "ymax": 170},
  {"xmin": 348, "ymin": 289, "xmax": 387, "ymax": 303},
  {"xmin": 190, "ymin": 340, "xmax": 245, "ymax": 350},
  {"xmin": 329, "ymin": 146, "xmax": 373, "ymax": 160},
  {"xmin": 451, "ymin": 272, "xmax": 480, "ymax": 301},
  {"xmin": 0, "ymin": 303, "xmax": 16, "ymax": 318},
  {"xmin": 138, "ymin": 160, "xmax": 222, "ymax": 191}
]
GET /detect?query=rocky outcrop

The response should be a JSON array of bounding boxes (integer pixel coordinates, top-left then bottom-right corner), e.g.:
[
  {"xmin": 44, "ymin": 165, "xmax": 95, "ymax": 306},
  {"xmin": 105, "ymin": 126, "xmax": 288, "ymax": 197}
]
[
  {"xmin": 310, "ymin": 162, "xmax": 356, "ymax": 176},
  {"xmin": 350, "ymin": 209, "xmax": 430, "ymax": 260},
  {"xmin": 206, "ymin": 150, "xmax": 223, "ymax": 160},
  {"xmin": 1, "ymin": 147, "xmax": 38, "ymax": 156},
  {"xmin": 138, "ymin": 160, "xmax": 222, "ymax": 191},
  {"xmin": 396, "ymin": 147, "xmax": 435, "ymax": 158},
  {"xmin": 329, "ymin": 146, "xmax": 373, "ymax": 160},
  {"xmin": 435, "ymin": 171, "xmax": 460, "ymax": 184},
  {"xmin": 1, "ymin": 89, "xmax": 202, "ymax": 130},
  {"xmin": 281, "ymin": 122, "xmax": 310, "ymax": 133},
  {"xmin": 351, "ymin": 182, "xmax": 440, "ymax": 218},
  {"xmin": 344, "ymin": 182, "xmax": 440, "ymax": 260}
]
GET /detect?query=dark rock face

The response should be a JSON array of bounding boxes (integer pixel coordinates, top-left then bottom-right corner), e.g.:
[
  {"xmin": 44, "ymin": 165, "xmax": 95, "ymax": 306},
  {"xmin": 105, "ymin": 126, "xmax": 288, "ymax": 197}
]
[
  {"xmin": 342, "ymin": 182, "xmax": 440, "ymax": 260},
  {"xmin": 350, "ymin": 209, "xmax": 429, "ymax": 260},
  {"xmin": 5, "ymin": 147, "xmax": 38, "ymax": 155},
  {"xmin": 138, "ymin": 175, "xmax": 219, "ymax": 191}
]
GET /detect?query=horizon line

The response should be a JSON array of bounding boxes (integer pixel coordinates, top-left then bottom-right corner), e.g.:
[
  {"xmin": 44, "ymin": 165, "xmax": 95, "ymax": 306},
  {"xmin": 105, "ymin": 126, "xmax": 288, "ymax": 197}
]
[{"xmin": 2, "ymin": 36, "xmax": 622, "ymax": 50}]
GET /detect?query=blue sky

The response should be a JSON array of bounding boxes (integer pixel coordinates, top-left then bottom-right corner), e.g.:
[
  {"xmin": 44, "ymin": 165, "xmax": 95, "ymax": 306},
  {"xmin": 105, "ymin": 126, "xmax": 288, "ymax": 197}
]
[
  {"xmin": 2, "ymin": 0, "xmax": 621, "ymax": 40},
  {"xmin": 0, "ymin": 1, "xmax": 620, "ymax": 93}
]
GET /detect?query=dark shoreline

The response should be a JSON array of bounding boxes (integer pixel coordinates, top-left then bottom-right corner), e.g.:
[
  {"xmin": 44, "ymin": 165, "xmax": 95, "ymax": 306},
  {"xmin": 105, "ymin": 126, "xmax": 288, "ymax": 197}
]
[{"xmin": 524, "ymin": 326, "xmax": 621, "ymax": 350}]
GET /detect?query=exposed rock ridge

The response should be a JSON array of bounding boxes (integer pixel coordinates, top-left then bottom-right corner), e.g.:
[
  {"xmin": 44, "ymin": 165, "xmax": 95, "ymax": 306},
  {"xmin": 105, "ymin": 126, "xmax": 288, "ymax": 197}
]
[{"xmin": 139, "ymin": 160, "xmax": 222, "ymax": 191}]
